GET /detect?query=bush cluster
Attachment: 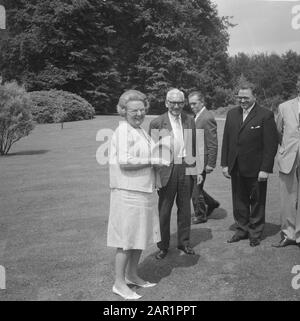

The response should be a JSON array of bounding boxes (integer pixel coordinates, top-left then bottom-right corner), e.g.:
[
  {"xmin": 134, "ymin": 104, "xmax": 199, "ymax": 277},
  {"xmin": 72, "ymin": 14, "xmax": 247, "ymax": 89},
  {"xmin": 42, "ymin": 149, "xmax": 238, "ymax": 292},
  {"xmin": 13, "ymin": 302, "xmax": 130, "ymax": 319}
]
[
  {"xmin": 0, "ymin": 81, "xmax": 35, "ymax": 155},
  {"xmin": 29, "ymin": 90, "xmax": 95, "ymax": 124}
]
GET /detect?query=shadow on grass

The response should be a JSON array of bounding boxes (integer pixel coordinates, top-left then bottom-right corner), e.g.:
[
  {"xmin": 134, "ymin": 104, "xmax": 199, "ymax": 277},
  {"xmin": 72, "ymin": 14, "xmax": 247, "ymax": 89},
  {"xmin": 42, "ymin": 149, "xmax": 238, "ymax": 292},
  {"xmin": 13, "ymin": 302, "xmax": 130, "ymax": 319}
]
[
  {"xmin": 138, "ymin": 228, "xmax": 212, "ymax": 283},
  {"xmin": 209, "ymin": 207, "xmax": 227, "ymax": 220},
  {"xmin": 228, "ymin": 222, "xmax": 280, "ymax": 240},
  {"xmin": 4, "ymin": 150, "xmax": 49, "ymax": 156},
  {"xmin": 261, "ymin": 223, "xmax": 280, "ymax": 240}
]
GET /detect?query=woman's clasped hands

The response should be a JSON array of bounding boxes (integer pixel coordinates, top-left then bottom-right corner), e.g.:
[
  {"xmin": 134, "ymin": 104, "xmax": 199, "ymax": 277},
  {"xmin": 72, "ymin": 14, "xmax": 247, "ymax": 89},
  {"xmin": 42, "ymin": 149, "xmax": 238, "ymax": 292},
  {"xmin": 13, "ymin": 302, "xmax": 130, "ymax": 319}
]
[{"xmin": 151, "ymin": 157, "xmax": 171, "ymax": 169}]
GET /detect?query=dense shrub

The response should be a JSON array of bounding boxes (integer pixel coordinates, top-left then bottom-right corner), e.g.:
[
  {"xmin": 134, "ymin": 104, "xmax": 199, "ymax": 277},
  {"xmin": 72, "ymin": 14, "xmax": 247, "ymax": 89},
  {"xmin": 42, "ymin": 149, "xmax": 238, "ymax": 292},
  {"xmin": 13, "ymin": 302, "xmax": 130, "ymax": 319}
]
[
  {"xmin": 0, "ymin": 81, "xmax": 35, "ymax": 155},
  {"xmin": 212, "ymin": 86, "xmax": 236, "ymax": 109},
  {"xmin": 213, "ymin": 104, "xmax": 238, "ymax": 117},
  {"xmin": 29, "ymin": 90, "xmax": 95, "ymax": 123},
  {"xmin": 260, "ymin": 95, "xmax": 284, "ymax": 114}
]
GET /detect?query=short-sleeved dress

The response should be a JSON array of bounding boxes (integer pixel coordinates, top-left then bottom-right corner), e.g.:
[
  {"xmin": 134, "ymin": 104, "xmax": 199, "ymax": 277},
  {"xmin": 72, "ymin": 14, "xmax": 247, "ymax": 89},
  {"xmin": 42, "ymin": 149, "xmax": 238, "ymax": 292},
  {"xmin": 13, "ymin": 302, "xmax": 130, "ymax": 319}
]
[{"xmin": 107, "ymin": 121, "xmax": 161, "ymax": 250}]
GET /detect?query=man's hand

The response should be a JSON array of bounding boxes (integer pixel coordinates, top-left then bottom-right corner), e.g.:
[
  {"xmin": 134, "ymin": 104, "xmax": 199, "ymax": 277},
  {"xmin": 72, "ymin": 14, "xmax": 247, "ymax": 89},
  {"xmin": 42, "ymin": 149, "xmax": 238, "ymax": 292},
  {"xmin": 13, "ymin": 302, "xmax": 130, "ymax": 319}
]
[
  {"xmin": 222, "ymin": 167, "xmax": 231, "ymax": 179},
  {"xmin": 258, "ymin": 171, "xmax": 269, "ymax": 181},
  {"xmin": 197, "ymin": 173, "xmax": 203, "ymax": 185},
  {"xmin": 151, "ymin": 158, "xmax": 170, "ymax": 168},
  {"xmin": 205, "ymin": 165, "xmax": 214, "ymax": 174}
]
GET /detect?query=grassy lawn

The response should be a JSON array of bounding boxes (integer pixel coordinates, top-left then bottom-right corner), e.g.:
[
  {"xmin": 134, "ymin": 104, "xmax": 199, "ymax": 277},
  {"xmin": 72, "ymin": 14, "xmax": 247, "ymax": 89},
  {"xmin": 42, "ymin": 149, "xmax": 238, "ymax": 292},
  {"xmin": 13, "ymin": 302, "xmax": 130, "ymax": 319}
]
[{"xmin": 0, "ymin": 115, "xmax": 299, "ymax": 301}]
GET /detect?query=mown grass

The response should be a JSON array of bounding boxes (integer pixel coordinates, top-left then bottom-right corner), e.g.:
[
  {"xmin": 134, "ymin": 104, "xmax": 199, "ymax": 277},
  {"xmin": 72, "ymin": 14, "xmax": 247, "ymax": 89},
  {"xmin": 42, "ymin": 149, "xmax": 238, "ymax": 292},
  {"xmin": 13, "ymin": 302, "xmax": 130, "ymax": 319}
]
[{"xmin": 0, "ymin": 115, "xmax": 298, "ymax": 301}]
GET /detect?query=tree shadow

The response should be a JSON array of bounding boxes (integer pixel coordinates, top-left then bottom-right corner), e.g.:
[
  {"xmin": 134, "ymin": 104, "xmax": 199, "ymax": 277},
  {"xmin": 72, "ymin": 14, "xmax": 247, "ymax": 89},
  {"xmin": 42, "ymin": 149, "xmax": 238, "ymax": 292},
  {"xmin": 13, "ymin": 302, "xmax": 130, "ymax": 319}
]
[
  {"xmin": 189, "ymin": 227, "xmax": 213, "ymax": 247},
  {"xmin": 137, "ymin": 228, "xmax": 212, "ymax": 283},
  {"xmin": 4, "ymin": 150, "xmax": 49, "ymax": 156},
  {"xmin": 209, "ymin": 207, "xmax": 227, "ymax": 220}
]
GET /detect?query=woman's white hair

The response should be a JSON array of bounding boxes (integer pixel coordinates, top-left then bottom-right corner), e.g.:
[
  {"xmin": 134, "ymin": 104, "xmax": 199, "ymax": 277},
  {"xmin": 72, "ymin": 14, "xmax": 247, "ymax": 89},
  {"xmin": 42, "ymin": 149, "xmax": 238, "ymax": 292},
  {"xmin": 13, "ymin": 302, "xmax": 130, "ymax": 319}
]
[{"xmin": 117, "ymin": 90, "xmax": 150, "ymax": 117}]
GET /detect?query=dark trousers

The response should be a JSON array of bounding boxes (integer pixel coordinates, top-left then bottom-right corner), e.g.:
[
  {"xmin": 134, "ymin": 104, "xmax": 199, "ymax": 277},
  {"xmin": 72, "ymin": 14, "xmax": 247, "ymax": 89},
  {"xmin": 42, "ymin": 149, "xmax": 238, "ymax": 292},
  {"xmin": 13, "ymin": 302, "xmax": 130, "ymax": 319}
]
[
  {"xmin": 192, "ymin": 171, "xmax": 219, "ymax": 219},
  {"xmin": 157, "ymin": 164, "xmax": 194, "ymax": 250},
  {"xmin": 231, "ymin": 167, "xmax": 267, "ymax": 240}
]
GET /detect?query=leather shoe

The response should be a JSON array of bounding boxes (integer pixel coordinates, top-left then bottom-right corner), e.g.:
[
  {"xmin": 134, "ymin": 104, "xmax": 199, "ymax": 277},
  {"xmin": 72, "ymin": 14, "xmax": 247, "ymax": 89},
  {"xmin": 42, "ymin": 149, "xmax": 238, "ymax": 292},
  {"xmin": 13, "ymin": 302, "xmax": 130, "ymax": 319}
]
[
  {"xmin": 155, "ymin": 249, "xmax": 168, "ymax": 260},
  {"xmin": 272, "ymin": 237, "xmax": 297, "ymax": 248},
  {"xmin": 177, "ymin": 245, "xmax": 195, "ymax": 255},
  {"xmin": 227, "ymin": 234, "xmax": 248, "ymax": 243},
  {"xmin": 192, "ymin": 216, "xmax": 207, "ymax": 224},
  {"xmin": 249, "ymin": 238, "xmax": 260, "ymax": 247},
  {"xmin": 207, "ymin": 202, "xmax": 220, "ymax": 216}
]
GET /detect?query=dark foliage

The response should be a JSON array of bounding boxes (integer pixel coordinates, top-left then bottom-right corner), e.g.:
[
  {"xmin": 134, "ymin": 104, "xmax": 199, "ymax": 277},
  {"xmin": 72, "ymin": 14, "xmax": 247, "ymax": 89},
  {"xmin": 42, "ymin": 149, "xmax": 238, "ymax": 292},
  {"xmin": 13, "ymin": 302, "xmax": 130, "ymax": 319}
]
[
  {"xmin": 0, "ymin": 81, "xmax": 34, "ymax": 155},
  {"xmin": 29, "ymin": 89, "xmax": 95, "ymax": 123},
  {"xmin": 0, "ymin": 0, "xmax": 231, "ymax": 113}
]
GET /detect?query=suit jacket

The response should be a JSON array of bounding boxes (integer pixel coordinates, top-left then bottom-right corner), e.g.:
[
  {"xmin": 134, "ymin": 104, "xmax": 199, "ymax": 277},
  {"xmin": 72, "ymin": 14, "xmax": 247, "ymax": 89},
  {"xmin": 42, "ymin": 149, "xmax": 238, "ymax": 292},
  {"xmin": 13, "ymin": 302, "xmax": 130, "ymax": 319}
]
[
  {"xmin": 221, "ymin": 103, "xmax": 278, "ymax": 177},
  {"xmin": 109, "ymin": 121, "xmax": 156, "ymax": 193},
  {"xmin": 195, "ymin": 108, "xmax": 218, "ymax": 168},
  {"xmin": 149, "ymin": 112, "xmax": 197, "ymax": 187},
  {"xmin": 276, "ymin": 98, "xmax": 300, "ymax": 174}
]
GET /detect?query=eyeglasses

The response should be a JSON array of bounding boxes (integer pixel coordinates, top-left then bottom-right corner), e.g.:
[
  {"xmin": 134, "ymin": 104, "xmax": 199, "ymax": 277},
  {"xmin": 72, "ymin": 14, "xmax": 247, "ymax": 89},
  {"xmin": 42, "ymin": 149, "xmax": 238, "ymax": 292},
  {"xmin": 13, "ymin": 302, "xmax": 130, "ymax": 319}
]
[
  {"xmin": 127, "ymin": 108, "xmax": 146, "ymax": 115},
  {"xmin": 167, "ymin": 100, "xmax": 185, "ymax": 107}
]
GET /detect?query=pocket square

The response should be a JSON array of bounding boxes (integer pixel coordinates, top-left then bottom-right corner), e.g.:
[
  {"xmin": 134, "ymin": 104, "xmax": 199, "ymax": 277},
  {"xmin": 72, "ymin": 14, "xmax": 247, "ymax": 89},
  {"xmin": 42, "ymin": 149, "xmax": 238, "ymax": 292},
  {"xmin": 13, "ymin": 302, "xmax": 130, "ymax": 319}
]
[{"xmin": 250, "ymin": 125, "xmax": 261, "ymax": 129}]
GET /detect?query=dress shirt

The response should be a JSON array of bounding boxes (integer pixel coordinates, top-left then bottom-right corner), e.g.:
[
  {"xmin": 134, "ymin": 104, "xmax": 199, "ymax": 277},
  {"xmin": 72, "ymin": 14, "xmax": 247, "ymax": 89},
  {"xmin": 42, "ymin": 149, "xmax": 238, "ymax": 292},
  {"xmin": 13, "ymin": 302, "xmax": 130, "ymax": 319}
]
[
  {"xmin": 195, "ymin": 106, "xmax": 206, "ymax": 122},
  {"xmin": 242, "ymin": 103, "xmax": 255, "ymax": 122},
  {"xmin": 168, "ymin": 112, "xmax": 186, "ymax": 158}
]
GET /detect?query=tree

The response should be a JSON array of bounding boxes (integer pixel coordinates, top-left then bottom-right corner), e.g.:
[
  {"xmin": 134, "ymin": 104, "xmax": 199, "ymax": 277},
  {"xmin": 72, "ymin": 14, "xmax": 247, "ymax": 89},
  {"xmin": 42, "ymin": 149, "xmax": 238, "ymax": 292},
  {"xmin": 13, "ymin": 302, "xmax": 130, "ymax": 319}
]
[
  {"xmin": 228, "ymin": 51, "xmax": 300, "ymax": 113},
  {"xmin": 133, "ymin": 0, "xmax": 232, "ymax": 111},
  {"xmin": 0, "ymin": 81, "xmax": 34, "ymax": 155},
  {"xmin": 0, "ymin": 0, "xmax": 124, "ymax": 113},
  {"xmin": 0, "ymin": 0, "xmax": 231, "ymax": 113},
  {"xmin": 281, "ymin": 50, "xmax": 300, "ymax": 99}
]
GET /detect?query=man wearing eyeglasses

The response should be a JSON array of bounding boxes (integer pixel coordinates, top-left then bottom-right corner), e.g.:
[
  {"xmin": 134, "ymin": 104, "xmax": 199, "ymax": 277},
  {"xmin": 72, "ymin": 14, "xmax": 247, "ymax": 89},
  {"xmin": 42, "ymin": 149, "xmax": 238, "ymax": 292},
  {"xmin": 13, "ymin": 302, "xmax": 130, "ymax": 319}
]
[
  {"xmin": 149, "ymin": 88, "xmax": 202, "ymax": 259},
  {"xmin": 221, "ymin": 83, "xmax": 278, "ymax": 247}
]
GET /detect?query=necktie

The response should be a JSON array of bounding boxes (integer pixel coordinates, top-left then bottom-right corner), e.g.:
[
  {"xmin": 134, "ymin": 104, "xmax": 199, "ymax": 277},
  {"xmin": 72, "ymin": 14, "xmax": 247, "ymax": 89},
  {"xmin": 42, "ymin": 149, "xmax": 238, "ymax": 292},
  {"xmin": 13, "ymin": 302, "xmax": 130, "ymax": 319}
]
[
  {"xmin": 174, "ymin": 116, "xmax": 185, "ymax": 157},
  {"xmin": 243, "ymin": 110, "xmax": 248, "ymax": 122}
]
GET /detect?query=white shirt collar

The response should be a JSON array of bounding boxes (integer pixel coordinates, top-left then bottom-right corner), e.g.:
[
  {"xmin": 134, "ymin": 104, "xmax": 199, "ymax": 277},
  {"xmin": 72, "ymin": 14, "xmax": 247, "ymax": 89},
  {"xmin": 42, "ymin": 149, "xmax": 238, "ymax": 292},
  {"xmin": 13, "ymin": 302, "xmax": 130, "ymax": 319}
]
[
  {"xmin": 195, "ymin": 107, "xmax": 206, "ymax": 121},
  {"xmin": 168, "ymin": 111, "xmax": 182, "ymax": 121},
  {"xmin": 243, "ymin": 102, "xmax": 255, "ymax": 114}
]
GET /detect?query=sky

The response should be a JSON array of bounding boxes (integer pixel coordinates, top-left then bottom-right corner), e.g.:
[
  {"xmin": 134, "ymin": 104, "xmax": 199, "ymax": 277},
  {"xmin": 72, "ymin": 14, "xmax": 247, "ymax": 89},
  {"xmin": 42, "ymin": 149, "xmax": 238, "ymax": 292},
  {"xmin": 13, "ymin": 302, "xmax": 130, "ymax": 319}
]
[{"xmin": 212, "ymin": 0, "xmax": 300, "ymax": 56}]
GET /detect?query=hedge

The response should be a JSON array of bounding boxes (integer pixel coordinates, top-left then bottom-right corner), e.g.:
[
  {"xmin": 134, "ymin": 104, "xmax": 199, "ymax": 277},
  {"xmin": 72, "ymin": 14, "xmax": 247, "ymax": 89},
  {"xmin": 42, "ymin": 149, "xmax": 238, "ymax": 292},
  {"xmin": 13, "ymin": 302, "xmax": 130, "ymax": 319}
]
[{"xmin": 29, "ymin": 90, "xmax": 95, "ymax": 123}]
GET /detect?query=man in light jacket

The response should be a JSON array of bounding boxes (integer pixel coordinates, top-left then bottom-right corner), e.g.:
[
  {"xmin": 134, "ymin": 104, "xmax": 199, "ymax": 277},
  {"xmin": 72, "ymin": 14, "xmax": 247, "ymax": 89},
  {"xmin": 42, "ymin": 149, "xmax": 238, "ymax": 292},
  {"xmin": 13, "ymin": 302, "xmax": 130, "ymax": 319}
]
[{"xmin": 273, "ymin": 74, "xmax": 300, "ymax": 248}]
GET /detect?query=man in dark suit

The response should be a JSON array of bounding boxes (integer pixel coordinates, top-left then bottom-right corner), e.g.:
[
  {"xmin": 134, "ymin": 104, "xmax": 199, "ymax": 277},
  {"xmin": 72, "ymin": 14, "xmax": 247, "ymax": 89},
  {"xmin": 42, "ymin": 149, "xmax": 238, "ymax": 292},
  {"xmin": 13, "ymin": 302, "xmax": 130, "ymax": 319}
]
[
  {"xmin": 221, "ymin": 83, "xmax": 278, "ymax": 247},
  {"xmin": 149, "ymin": 88, "xmax": 202, "ymax": 259},
  {"xmin": 189, "ymin": 91, "xmax": 220, "ymax": 224}
]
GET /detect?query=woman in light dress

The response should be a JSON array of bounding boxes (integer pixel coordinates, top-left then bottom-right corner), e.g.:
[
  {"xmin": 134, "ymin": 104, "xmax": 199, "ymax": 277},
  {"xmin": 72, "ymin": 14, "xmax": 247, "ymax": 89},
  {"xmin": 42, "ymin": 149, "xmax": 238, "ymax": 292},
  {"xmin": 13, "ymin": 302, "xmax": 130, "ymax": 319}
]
[{"xmin": 107, "ymin": 90, "xmax": 169, "ymax": 300}]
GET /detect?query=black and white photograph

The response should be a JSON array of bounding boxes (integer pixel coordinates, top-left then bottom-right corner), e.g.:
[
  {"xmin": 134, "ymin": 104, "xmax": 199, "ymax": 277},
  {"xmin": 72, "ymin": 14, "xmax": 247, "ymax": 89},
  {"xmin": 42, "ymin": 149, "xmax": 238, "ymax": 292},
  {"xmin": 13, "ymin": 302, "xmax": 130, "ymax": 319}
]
[{"xmin": 0, "ymin": 0, "xmax": 300, "ymax": 305}]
